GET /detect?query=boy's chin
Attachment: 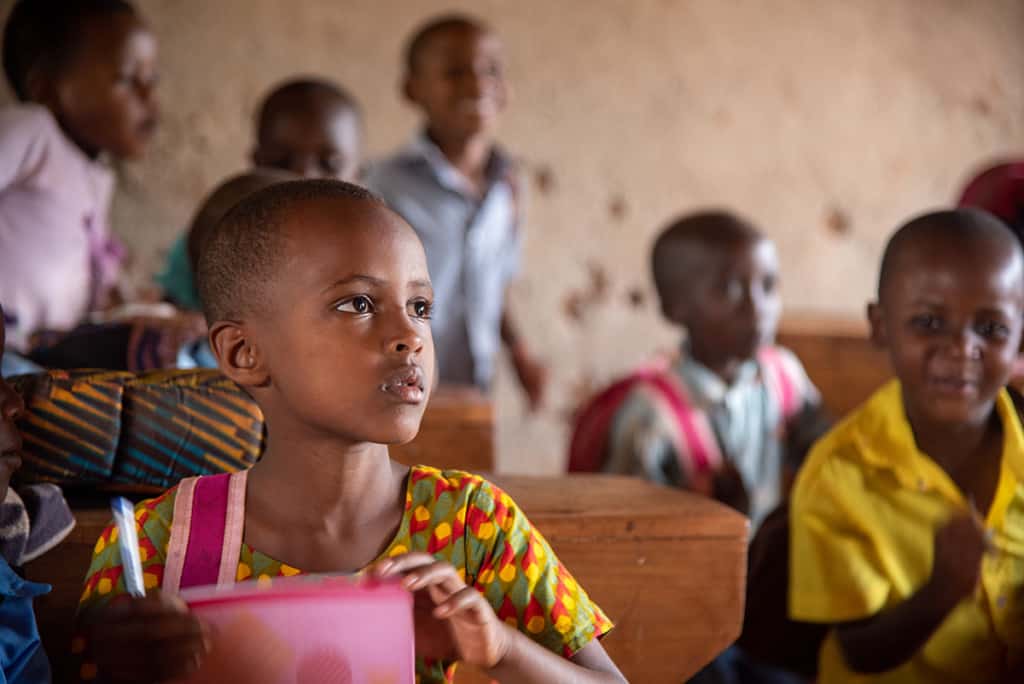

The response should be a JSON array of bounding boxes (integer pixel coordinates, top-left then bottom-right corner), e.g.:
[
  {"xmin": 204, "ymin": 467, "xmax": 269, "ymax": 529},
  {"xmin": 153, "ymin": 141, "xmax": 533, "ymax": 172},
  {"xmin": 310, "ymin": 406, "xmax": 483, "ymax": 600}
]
[{"xmin": 918, "ymin": 394, "xmax": 996, "ymax": 427}]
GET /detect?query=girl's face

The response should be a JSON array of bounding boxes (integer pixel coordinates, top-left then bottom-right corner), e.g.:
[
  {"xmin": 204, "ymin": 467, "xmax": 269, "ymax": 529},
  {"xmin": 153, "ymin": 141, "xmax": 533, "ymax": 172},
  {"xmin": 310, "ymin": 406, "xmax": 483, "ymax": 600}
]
[{"xmin": 49, "ymin": 11, "xmax": 159, "ymax": 160}]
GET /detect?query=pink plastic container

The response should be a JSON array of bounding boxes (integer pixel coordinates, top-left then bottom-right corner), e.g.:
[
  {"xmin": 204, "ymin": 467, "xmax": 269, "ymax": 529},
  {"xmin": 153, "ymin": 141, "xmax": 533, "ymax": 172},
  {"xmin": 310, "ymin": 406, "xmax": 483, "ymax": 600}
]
[{"xmin": 177, "ymin": 575, "xmax": 415, "ymax": 684}]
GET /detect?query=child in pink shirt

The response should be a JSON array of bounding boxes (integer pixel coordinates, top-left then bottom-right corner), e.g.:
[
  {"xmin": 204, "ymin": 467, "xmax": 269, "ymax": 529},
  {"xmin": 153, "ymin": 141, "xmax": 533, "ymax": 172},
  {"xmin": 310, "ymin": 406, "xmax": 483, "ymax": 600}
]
[{"xmin": 0, "ymin": 0, "xmax": 158, "ymax": 349}]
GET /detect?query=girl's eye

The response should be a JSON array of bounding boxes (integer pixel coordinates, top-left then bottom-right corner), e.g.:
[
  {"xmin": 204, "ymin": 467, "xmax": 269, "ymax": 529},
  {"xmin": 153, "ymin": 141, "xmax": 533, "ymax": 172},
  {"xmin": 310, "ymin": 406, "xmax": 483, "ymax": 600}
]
[
  {"xmin": 336, "ymin": 296, "xmax": 374, "ymax": 314},
  {"xmin": 410, "ymin": 300, "xmax": 433, "ymax": 318}
]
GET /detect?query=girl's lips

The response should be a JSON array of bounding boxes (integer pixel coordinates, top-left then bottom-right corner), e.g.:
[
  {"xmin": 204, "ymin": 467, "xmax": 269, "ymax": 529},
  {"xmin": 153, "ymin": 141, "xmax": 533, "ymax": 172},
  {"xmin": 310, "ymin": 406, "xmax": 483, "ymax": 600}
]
[{"xmin": 380, "ymin": 366, "xmax": 426, "ymax": 405}]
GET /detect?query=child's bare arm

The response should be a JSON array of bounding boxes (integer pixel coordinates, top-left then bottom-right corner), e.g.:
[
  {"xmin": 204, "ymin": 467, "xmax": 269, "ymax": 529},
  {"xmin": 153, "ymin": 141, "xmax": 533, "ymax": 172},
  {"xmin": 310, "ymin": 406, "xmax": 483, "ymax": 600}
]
[
  {"xmin": 500, "ymin": 297, "xmax": 548, "ymax": 411},
  {"xmin": 489, "ymin": 630, "xmax": 626, "ymax": 683},
  {"xmin": 836, "ymin": 514, "xmax": 986, "ymax": 673},
  {"xmin": 374, "ymin": 553, "xmax": 626, "ymax": 683}
]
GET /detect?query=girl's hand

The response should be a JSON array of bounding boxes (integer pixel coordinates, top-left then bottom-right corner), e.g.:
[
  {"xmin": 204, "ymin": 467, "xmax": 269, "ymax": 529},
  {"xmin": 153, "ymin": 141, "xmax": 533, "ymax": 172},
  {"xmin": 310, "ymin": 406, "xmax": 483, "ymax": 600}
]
[
  {"xmin": 372, "ymin": 552, "xmax": 512, "ymax": 669},
  {"xmin": 89, "ymin": 591, "xmax": 211, "ymax": 683}
]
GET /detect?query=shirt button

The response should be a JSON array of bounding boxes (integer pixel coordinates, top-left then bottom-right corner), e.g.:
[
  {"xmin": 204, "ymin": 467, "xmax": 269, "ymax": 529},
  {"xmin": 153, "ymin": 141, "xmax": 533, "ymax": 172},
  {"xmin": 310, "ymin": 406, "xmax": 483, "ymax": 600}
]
[
  {"xmin": 997, "ymin": 595, "xmax": 1008, "ymax": 608},
  {"xmin": 917, "ymin": 478, "xmax": 928, "ymax": 491}
]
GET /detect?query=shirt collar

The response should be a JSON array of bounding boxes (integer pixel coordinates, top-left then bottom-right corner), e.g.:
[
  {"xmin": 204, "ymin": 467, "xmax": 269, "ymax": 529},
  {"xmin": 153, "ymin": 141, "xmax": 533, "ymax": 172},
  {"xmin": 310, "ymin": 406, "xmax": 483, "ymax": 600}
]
[
  {"xmin": 396, "ymin": 132, "xmax": 510, "ymax": 198},
  {"xmin": 676, "ymin": 353, "xmax": 760, "ymax": 407},
  {"xmin": 854, "ymin": 381, "xmax": 1024, "ymax": 502}
]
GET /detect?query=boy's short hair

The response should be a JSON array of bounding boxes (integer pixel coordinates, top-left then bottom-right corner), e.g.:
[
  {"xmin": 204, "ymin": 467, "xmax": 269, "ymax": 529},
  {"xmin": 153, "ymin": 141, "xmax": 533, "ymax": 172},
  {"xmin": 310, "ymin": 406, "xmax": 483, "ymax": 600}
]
[
  {"xmin": 196, "ymin": 179, "xmax": 381, "ymax": 325},
  {"xmin": 255, "ymin": 78, "xmax": 359, "ymax": 142},
  {"xmin": 650, "ymin": 210, "xmax": 762, "ymax": 305},
  {"xmin": 404, "ymin": 13, "xmax": 489, "ymax": 73},
  {"xmin": 877, "ymin": 208, "xmax": 1023, "ymax": 300},
  {"xmin": 2, "ymin": 0, "xmax": 136, "ymax": 100}
]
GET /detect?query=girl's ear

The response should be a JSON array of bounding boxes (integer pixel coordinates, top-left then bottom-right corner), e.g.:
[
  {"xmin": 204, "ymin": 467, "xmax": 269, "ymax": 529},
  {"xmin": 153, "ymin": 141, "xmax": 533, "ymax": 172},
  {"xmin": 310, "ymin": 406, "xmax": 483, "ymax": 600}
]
[
  {"xmin": 24, "ymin": 64, "xmax": 56, "ymax": 107},
  {"xmin": 208, "ymin": 321, "xmax": 269, "ymax": 388},
  {"xmin": 867, "ymin": 301, "xmax": 888, "ymax": 349}
]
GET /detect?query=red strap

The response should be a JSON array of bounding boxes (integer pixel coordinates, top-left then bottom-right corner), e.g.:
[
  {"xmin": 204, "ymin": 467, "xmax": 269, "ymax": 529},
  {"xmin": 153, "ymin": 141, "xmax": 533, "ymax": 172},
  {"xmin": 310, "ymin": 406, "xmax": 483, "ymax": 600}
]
[
  {"xmin": 567, "ymin": 364, "xmax": 723, "ymax": 476},
  {"xmin": 646, "ymin": 373, "xmax": 714, "ymax": 472},
  {"xmin": 179, "ymin": 473, "xmax": 232, "ymax": 589},
  {"xmin": 758, "ymin": 347, "xmax": 798, "ymax": 419}
]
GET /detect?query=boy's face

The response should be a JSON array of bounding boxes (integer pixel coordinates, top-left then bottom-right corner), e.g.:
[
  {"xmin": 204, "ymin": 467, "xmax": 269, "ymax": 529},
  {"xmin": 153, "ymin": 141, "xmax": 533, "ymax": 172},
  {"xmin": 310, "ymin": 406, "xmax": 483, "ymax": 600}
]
[
  {"xmin": 245, "ymin": 200, "xmax": 435, "ymax": 446},
  {"xmin": 49, "ymin": 12, "xmax": 159, "ymax": 159},
  {"xmin": 671, "ymin": 237, "xmax": 781, "ymax": 372},
  {"xmin": 0, "ymin": 321, "xmax": 25, "ymax": 502},
  {"xmin": 405, "ymin": 26, "xmax": 507, "ymax": 141},
  {"xmin": 870, "ymin": 244, "xmax": 1024, "ymax": 427},
  {"xmin": 254, "ymin": 99, "xmax": 361, "ymax": 182}
]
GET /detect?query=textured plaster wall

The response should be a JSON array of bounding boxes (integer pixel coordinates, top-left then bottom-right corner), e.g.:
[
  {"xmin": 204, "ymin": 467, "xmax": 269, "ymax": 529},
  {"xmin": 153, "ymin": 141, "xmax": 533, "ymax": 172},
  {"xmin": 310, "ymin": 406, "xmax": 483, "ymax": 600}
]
[{"xmin": 3, "ymin": 0, "xmax": 1023, "ymax": 474}]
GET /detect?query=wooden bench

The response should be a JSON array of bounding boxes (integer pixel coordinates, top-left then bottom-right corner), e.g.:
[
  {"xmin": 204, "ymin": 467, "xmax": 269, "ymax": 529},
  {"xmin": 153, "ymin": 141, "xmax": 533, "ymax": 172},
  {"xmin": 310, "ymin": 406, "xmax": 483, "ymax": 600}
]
[
  {"xmin": 26, "ymin": 476, "xmax": 747, "ymax": 684},
  {"xmin": 777, "ymin": 317, "xmax": 891, "ymax": 419}
]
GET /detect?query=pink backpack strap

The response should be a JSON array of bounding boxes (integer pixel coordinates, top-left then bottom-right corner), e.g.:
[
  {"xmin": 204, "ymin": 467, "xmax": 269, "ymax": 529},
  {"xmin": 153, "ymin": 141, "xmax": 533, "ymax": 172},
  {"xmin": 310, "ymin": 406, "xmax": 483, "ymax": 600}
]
[
  {"xmin": 163, "ymin": 470, "xmax": 248, "ymax": 592},
  {"xmin": 758, "ymin": 346, "xmax": 799, "ymax": 419},
  {"xmin": 644, "ymin": 372, "xmax": 722, "ymax": 474}
]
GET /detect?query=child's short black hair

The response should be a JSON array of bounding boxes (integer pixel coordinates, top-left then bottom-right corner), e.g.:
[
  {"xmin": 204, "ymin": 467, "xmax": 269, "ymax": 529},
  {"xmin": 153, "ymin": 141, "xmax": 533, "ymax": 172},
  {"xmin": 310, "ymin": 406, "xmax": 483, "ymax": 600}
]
[
  {"xmin": 877, "ymin": 208, "xmax": 1021, "ymax": 301},
  {"xmin": 196, "ymin": 179, "xmax": 381, "ymax": 325},
  {"xmin": 650, "ymin": 210, "xmax": 762, "ymax": 307},
  {"xmin": 186, "ymin": 169, "xmax": 295, "ymax": 274},
  {"xmin": 3, "ymin": 0, "xmax": 136, "ymax": 100},
  {"xmin": 255, "ymin": 78, "xmax": 360, "ymax": 142},
  {"xmin": 404, "ymin": 13, "xmax": 489, "ymax": 73}
]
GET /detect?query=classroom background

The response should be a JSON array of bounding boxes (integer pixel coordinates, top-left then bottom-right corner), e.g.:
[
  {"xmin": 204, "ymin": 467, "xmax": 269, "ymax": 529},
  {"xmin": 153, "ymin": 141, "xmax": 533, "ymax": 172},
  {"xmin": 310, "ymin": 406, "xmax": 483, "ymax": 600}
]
[{"xmin": 3, "ymin": 0, "xmax": 1021, "ymax": 475}]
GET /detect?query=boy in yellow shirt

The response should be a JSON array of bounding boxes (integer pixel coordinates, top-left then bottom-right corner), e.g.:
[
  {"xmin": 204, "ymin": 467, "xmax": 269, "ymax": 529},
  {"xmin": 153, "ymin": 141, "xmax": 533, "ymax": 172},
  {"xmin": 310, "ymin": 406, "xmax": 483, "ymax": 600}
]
[{"xmin": 790, "ymin": 208, "xmax": 1024, "ymax": 684}]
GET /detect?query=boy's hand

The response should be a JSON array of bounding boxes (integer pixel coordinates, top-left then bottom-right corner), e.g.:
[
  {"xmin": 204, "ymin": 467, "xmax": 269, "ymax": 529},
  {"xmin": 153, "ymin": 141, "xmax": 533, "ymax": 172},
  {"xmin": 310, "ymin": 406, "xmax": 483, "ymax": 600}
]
[
  {"xmin": 372, "ymin": 553, "xmax": 512, "ymax": 669},
  {"xmin": 712, "ymin": 462, "xmax": 751, "ymax": 516},
  {"xmin": 927, "ymin": 513, "xmax": 988, "ymax": 605},
  {"xmin": 127, "ymin": 313, "xmax": 207, "ymax": 370},
  {"xmin": 89, "ymin": 591, "xmax": 210, "ymax": 683}
]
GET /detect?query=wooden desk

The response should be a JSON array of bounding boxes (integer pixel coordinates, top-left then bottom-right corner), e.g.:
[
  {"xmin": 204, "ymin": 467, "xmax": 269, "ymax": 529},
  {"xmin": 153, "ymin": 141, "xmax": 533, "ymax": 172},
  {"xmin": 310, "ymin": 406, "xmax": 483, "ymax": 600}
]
[
  {"xmin": 393, "ymin": 385, "xmax": 494, "ymax": 473},
  {"xmin": 28, "ymin": 476, "xmax": 746, "ymax": 684},
  {"xmin": 487, "ymin": 475, "xmax": 749, "ymax": 682}
]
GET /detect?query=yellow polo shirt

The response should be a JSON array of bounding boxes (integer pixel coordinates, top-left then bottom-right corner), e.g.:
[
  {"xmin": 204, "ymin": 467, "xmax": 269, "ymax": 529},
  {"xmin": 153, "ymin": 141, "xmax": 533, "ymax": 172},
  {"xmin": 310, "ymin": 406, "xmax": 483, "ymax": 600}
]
[{"xmin": 790, "ymin": 381, "xmax": 1024, "ymax": 684}]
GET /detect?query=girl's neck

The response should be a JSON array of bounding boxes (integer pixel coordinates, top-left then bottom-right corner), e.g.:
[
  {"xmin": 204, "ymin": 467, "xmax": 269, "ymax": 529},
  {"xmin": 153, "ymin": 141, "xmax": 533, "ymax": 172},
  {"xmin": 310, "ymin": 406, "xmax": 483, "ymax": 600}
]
[
  {"xmin": 245, "ymin": 436, "xmax": 407, "ymax": 537},
  {"xmin": 48, "ymin": 109, "xmax": 102, "ymax": 161},
  {"xmin": 426, "ymin": 127, "xmax": 492, "ymax": 189}
]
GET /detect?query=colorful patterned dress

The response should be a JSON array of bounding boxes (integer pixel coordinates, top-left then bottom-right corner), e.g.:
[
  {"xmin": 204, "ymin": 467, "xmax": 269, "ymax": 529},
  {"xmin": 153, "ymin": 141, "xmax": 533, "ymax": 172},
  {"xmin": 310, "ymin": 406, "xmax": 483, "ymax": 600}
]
[{"xmin": 75, "ymin": 466, "xmax": 612, "ymax": 683}]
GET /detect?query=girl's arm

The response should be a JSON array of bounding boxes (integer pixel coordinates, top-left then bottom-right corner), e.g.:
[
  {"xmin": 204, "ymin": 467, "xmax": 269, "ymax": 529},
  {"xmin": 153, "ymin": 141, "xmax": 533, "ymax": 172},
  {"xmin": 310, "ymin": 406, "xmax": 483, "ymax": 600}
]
[
  {"xmin": 491, "ymin": 631, "xmax": 625, "ymax": 683},
  {"xmin": 375, "ymin": 553, "xmax": 627, "ymax": 684}
]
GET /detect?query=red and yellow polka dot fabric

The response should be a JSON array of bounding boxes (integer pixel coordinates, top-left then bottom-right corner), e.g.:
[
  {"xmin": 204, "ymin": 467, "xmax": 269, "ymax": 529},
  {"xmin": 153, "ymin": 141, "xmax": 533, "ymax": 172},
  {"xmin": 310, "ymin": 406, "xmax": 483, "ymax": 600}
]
[{"xmin": 76, "ymin": 466, "xmax": 612, "ymax": 683}]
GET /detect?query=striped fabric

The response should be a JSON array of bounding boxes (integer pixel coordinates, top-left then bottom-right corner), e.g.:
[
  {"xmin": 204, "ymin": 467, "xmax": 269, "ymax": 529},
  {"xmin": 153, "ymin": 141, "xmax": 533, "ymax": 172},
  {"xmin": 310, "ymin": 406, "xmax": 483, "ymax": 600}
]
[{"xmin": 9, "ymin": 369, "xmax": 264, "ymax": 491}]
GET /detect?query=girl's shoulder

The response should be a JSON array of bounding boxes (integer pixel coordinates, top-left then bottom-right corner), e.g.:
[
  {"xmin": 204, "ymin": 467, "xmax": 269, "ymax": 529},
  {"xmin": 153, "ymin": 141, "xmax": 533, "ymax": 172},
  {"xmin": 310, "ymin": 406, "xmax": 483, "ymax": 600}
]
[
  {"xmin": 407, "ymin": 465, "xmax": 519, "ymax": 518},
  {"xmin": 0, "ymin": 102, "xmax": 61, "ymax": 141}
]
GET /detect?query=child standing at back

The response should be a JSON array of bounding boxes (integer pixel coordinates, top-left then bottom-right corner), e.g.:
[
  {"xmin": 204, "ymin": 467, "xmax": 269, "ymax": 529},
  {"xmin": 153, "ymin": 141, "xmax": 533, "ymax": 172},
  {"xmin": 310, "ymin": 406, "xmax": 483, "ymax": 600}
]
[
  {"xmin": 790, "ymin": 209, "xmax": 1024, "ymax": 683},
  {"xmin": 365, "ymin": 14, "xmax": 547, "ymax": 409},
  {"xmin": 579, "ymin": 211, "xmax": 824, "ymax": 529},
  {"xmin": 0, "ymin": 0, "xmax": 158, "ymax": 350},
  {"xmin": 74, "ymin": 180, "xmax": 624, "ymax": 683}
]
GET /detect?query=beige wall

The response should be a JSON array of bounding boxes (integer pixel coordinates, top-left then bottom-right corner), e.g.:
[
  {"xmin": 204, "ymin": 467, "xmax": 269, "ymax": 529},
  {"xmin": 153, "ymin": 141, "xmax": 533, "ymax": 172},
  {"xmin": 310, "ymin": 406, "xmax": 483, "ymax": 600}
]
[{"xmin": 4, "ymin": 1, "xmax": 1023, "ymax": 473}]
